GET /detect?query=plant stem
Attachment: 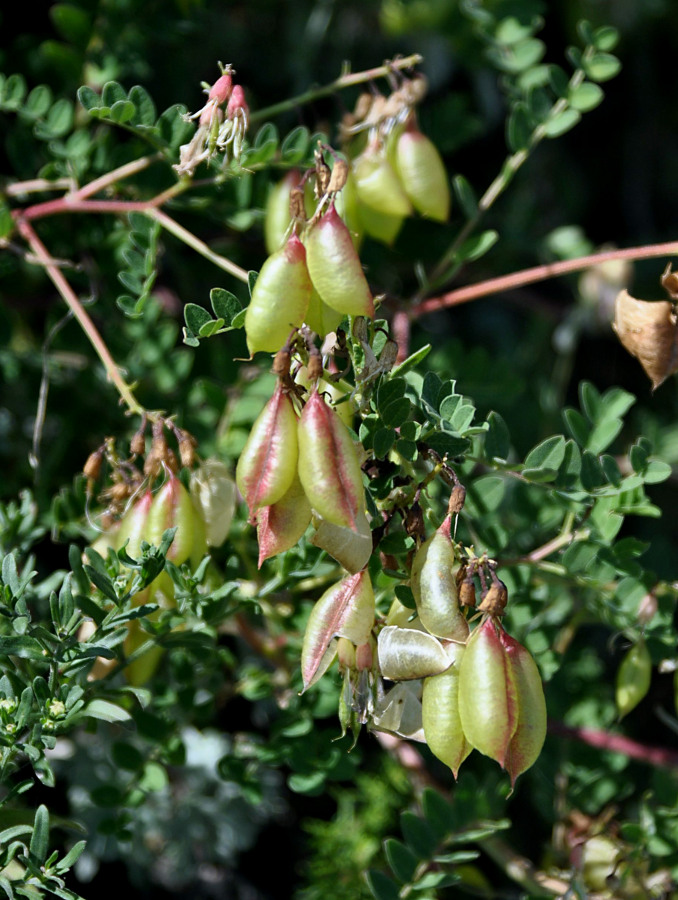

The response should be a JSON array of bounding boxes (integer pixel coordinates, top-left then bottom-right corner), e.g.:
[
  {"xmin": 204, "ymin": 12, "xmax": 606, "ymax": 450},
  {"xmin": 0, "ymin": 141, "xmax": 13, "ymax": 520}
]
[
  {"xmin": 249, "ymin": 54, "xmax": 424, "ymax": 125},
  {"xmin": 147, "ymin": 209, "xmax": 249, "ymax": 282},
  {"xmin": 16, "ymin": 219, "xmax": 145, "ymax": 417},
  {"xmin": 409, "ymin": 240, "xmax": 678, "ymax": 319},
  {"xmin": 549, "ymin": 720, "xmax": 678, "ymax": 770}
]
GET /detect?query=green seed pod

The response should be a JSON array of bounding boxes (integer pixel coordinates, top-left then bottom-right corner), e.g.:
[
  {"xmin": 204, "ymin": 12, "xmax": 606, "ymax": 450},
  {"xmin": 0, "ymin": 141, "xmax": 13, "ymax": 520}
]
[
  {"xmin": 357, "ymin": 202, "xmax": 404, "ymax": 246},
  {"xmin": 115, "ymin": 490, "xmax": 154, "ymax": 559},
  {"xmin": 124, "ymin": 615, "xmax": 164, "ymax": 687},
  {"xmin": 297, "ymin": 389, "xmax": 366, "ymax": 532},
  {"xmin": 395, "ymin": 119, "xmax": 450, "ymax": 222},
  {"xmin": 244, "ymin": 233, "xmax": 312, "ymax": 355},
  {"xmin": 310, "ymin": 509, "xmax": 372, "ymax": 574},
  {"xmin": 189, "ymin": 458, "xmax": 236, "ymax": 548},
  {"xmin": 305, "ymin": 204, "xmax": 374, "ymax": 319},
  {"xmin": 500, "ymin": 630, "xmax": 547, "ymax": 786},
  {"xmin": 145, "ymin": 473, "xmax": 204, "ymax": 568},
  {"xmin": 334, "ymin": 168, "xmax": 364, "ymax": 250},
  {"xmin": 458, "ymin": 618, "xmax": 517, "ymax": 768},
  {"xmin": 301, "ymin": 571, "xmax": 375, "ymax": 690},
  {"xmin": 353, "ymin": 143, "xmax": 412, "ymax": 218},
  {"xmin": 264, "ymin": 170, "xmax": 300, "ymax": 254},
  {"xmin": 422, "ymin": 642, "xmax": 471, "ymax": 778},
  {"xmin": 410, "ymin": 517, "xmax": 469, "ymax": 641},
  {"xmin": 304, "ymin": 286, "xmax": 345, "ymax": 338},
  {"xmin": 236, "ymin": 383, "xmax": 299, "ymax": 519},
  {"xmin": 256, "ymin": 471, "xmax": 312, "ymax": 567},
  {"xmin": 616, "ymin": 638, "xmax": 652, "ymax": 719}
]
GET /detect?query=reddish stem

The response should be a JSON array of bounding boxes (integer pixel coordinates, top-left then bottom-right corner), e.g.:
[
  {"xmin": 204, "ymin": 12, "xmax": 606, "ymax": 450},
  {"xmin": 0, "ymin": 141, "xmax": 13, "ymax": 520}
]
[
  {"xmin": 409, "ymin": 241, "xmax": 678, "ymax": 319},
  {"xmin": 549, "ymin": 720, "xmax": 678, "ymax": 770}
]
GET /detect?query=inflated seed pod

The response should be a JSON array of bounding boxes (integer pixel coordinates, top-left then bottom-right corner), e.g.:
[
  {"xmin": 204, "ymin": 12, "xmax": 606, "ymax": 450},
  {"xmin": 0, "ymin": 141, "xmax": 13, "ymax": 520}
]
[
  {"xmin": 334, "ymin": 168, "xmax": 364, "ymax": 250},
  {"xmin": 304, "ymin": 286, "xmax": 345, "ymax": 338},
  {"xmin": 616, "ymin": 638, "xmax": 652, "ymax": 719},
  {"xmin": 264, "ymin": 170, "xmax": 300, "ymax": 254},
  {"xmin": 372, "ymin": 682, "xmax": 425, "ymax": 742},
  {"xmin": 301, "ymin": 571, "xmax": 375, "ymax": 690},
  {"xmin": 123, "ymin": 616, "xmax": 164, "ymax": 687},
  {"xmin": 295, "ymin": 365, "xmax": 354, "ymax": 429},
  {"xmin": 189, "ymin": 458, "xmax": 236, "ymax": 548},
  {"xmin": 310, "ymin": 509, "xmax": 372, "ymax": 574},
  {"xmin": 410, "ymin": 517, "xmax": 469, "ymax": 641},
  {"xmin": 305, "ymin": 204, "xmax": 375, "ymax": 319},
  {"xmin": 297, "ymin": 389, "xmax": 366, "ymax": 532},
  {"xmin": 353, "ymin": 142, "xmax": 412, "ymax": 218},
  {"xmin": 357, "ymin": 202, "xmax": 404, "ymax": 246},
  {"xmin": 244, "ymin": 233, "xmax": 312, "ymax": 355},
  {"xmin": 395, "ymin": 118, "xmax": 450, "ymax": 222},
  {"xmin": 256, "ymin": 472, "xmax": 312, "ymax": 567},
  {"xmin": 500, "ymin": 630, "xmax": 547, "ymax": 786},
  {"xmin": 236, "ymin": 383, "xmax": 299, "ymax": 519},
  {"xmin": 145, "ymin": 472, "xmax": 206, "ymax": 569},
  {"xmin": 458, "ymin": 618, "xmax": 517, "ymax": 768},
  {"xmin": 422, "ymin": 641, "xmax": 471, "ymax": 778},
  {"xmin": 116, "ymin": 490, "xmax": 154, "ymax": 559}
]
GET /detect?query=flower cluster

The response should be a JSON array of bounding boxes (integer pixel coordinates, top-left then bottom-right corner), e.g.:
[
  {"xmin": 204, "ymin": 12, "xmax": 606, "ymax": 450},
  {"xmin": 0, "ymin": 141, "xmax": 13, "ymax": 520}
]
[{"xmin": 174, "ymin": 64, "xmax": 250, "ymax": 177}]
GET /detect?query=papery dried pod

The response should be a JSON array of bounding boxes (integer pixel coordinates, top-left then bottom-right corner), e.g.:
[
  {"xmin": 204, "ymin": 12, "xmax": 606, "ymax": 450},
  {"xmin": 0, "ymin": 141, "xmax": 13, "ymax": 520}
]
[
  {"xmin": 372, "ymin": 682, "xmax": 425, "ymax": 742},
  {"xmin": 301, "ymin": 571, "xmax": 375, "ymax": 691},
  {"xmin": 244, "ymin": 233, "xmax": 312, "ymax": 355},
  {"xmin": 613, "ymin": 289, "xmax": 678, "ymax": 389},
  {"xmin": 410, "ymin": 517, "xmax": 469, "ymax": 641},
  {"xmin": 500, "ymin": 630, "xmax": 547, "ymax": 786},
  {"xmin": 422, "ymin": 641, "xmax": 472, "ymax": 778},
  {"xmin": 236, "ymin": 383, "xmax": 299, "ymax": 519},
  {"xmin": 189, "ymin": 458, "xmax": 236, "ymax": 548},
  {"xmin": 395, "ymin": 118, "xmax": 450, "ymax": 222},
  {"xmin": 297, "ymin": 389, "xmax": 366, "ymax": 532},
  {"xmin": 305, "ymin": 204, "xmax": 375, "ymax": 318},
  {"xmin": 458, "ymin": 619, "xmax": 517, "ymax": 768},
  {"xmin": 256, "ymin": 472, "xmax": 312, "ymax": 567},
  {"xmin": 377, "ymin": 625, "xmax": 451, "ymax": 681}
]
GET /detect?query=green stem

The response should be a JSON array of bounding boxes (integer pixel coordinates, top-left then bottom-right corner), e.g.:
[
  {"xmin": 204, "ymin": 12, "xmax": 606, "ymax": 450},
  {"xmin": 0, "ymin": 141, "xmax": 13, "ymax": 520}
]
[
  {"xmin": 16, "ymin": 219, "xmax": 145, "ymax": 417},
  {"xmin": 249, "ymin": 54, "xmax": 423, "ymax": 125},
  {"xmin": 147, "ymin": 208, "xmax": 249, "ymax": 283}
]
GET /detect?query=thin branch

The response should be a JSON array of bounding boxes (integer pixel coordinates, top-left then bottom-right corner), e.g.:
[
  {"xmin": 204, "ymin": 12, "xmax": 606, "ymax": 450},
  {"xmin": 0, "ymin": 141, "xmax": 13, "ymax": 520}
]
[
  {"xmin": 409, "ymin": 241, "xmax": 678, "ymax": 319},
  {"xmin": 549, "ymin": 720, "xmax": 678, "ymax": 770},
  {"xmin": 148, "ymin": 208, "xmax": 249, "ymax": 283},
  {"xmin": 249, "ymin": 54, "xmax": 424, "ymax": 124},
  {"xmin": 16, "ymin": 219, "xmax": 145, "ymax": 417}
]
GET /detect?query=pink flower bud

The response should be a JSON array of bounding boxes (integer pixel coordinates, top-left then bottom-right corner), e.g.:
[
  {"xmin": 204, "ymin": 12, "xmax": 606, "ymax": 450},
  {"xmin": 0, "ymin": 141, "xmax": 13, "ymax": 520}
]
[
  {"xmin": 209, "ymin": 72, "xmax": 233, "ymax": 105},
  {"xmin": 227, "ymin": 85, "xmax": 249, "ymax": 119}
]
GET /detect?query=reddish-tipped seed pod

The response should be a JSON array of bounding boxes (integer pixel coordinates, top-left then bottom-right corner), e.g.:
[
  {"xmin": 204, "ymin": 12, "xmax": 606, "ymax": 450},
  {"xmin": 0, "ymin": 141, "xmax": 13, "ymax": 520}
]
[
  {"xmin": 458, "ymin": 618, "xmax": 517, "ymax": 768},
  {"xmin": 500, "ymin": 630, "xmax": 547, "ymax": 786},
  {"xmin": 145, "ymin": 472, "xmax": 207, "ymax": 569},
  {"xmin": 410, "ymin": 517, "xmax": 469, "ymax": 641},
  {"xmin": 297, "ymin": 389, "xmax": 366, "ymax": 532},
  {"xmin": 244, "ymin": 233, "xmax": 312, "ymax": 355},
  {"xmin": 301, "ymin": 570, "xmax": 375, "ymax": 690},
  {"xmin": 256, "ymin": 472, "xmax": 312, "ymax": 567},
  {"xmin": 395, "ymin": 119, "xmax": 450, "ymax": 222},
  {"xmin": 236, "ymin": 383, "xmax": 299, "ymax": 519},
  {"xmin": 305, "ymin": 204, "xmax": 374, "ymax": 319},
  {"xmin": 116, "ymin": 490, "xmax": 154, "ymax": 559}
]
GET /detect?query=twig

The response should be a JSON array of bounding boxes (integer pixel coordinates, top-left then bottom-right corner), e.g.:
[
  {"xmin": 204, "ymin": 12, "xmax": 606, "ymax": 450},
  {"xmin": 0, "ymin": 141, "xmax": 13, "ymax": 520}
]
[
  {"xmin": 549, "ymin": 720, "xmax": 678, "ymax": 770},
  {"xmin": 249, "ymin": 54, "xmax": 424, "ymax": 124},
  {"xmin": 16, "ymin": 219, "xmax": 145, "ymax": 417},
  {"xmin": 409, "ymin": 241, "xmax": 678, "ymax": 319}
]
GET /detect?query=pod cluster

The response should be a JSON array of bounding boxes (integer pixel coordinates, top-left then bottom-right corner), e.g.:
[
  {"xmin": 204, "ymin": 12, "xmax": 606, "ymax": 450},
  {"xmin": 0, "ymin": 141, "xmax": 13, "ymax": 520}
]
[
  {"xmin": 235, "ymin": 378, "xmax": 371, "ymax": 574},
  {"xmin": 265, "ymin": 74, "xmax": 450, "ymax": 260},
  {"xmin": 375, "ymin": 516, "xmax": 547, "ymax": 786},
  {"xmin": 82, "ymin": 422, "xmax": 235, "ymax": 684}
]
